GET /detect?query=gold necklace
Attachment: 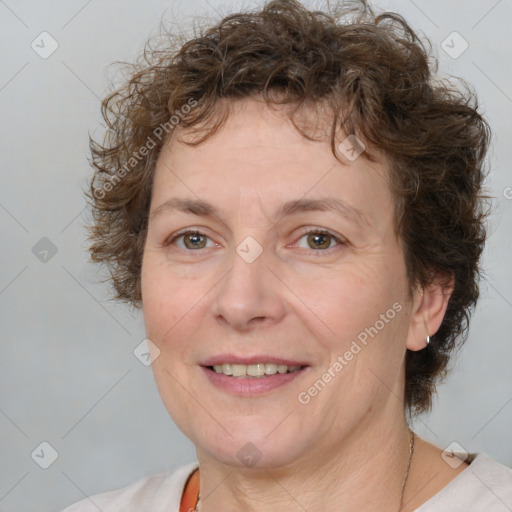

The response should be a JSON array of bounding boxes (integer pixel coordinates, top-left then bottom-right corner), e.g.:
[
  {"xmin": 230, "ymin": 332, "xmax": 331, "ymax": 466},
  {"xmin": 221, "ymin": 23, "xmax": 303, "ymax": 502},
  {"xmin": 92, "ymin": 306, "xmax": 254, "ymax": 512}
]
[
  {"xmin": 399, "ymin": 429, "xmax": 416, "ymax": 511},
  {"xmin": 195, "ymin": 429, "xmax": 415, "ymax": 512}
]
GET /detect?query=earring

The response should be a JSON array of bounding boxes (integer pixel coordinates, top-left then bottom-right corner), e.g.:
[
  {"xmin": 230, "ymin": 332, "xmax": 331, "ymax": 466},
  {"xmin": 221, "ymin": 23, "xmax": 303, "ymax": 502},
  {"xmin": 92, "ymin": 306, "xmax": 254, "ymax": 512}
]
[{"xmin": 426, "ymin": 335, "xmax": 430, "ymax": 346}]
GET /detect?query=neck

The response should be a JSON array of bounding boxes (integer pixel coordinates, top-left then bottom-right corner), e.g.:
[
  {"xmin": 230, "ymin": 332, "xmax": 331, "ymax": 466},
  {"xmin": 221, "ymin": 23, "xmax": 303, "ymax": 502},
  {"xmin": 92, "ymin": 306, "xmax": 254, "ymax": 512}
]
[{"xmin": 195, "ymin": 414, "xmax": 413, "ymax": 512}]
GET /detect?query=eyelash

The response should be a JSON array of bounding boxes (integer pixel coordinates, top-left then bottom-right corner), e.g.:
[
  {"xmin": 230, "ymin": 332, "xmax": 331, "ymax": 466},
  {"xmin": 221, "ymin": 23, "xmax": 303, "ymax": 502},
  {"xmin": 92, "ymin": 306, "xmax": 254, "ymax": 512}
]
[{"xmin": 164, "ymin": 228, "xmax": 345, "ymax": 254}]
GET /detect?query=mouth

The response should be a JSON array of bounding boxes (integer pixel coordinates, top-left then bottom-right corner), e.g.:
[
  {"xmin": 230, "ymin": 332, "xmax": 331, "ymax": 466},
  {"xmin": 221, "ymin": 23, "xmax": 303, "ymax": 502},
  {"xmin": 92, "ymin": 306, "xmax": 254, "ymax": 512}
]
[
  {"xmin": 207, "ymin": 363, "xmax": 305, "ymax": 378},
  {"xmin": 200, "ymin": 356, "xmax": 310, "ymax": 396}
]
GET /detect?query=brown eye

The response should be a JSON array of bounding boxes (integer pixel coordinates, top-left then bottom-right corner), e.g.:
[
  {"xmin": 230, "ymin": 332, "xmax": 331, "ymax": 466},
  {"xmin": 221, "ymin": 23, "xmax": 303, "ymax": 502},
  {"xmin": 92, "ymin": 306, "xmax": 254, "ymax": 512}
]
[
  {"xmin": 184, "ymin": 233, "xmax": 207, "ymax": 249},
  {"xmin": 296, "ymin": 229, "xmax": 344, "ymax": 252},
  {"xmin": 167, "ymin": 231, "xmax": 214, "ymax": 250},
  {"xmin": 306, "ymin": 232, "xmax": 332, "ymax": 250}
]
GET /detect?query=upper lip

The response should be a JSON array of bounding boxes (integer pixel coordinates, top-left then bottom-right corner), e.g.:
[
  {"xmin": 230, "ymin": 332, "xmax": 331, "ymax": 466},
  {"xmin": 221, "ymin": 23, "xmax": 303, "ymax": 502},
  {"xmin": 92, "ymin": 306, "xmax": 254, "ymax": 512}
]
[{"xmin": 201, "ymin": 354, "xmax": 310, "ymax": 367}]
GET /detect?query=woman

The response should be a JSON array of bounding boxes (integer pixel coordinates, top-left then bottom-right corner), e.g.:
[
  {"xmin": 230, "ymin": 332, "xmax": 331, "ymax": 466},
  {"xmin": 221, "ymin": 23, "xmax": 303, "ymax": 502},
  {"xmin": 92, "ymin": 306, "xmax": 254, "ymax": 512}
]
[{"xmin": 63, "ymin": 0, "xmax": 511, "ymax": 510}]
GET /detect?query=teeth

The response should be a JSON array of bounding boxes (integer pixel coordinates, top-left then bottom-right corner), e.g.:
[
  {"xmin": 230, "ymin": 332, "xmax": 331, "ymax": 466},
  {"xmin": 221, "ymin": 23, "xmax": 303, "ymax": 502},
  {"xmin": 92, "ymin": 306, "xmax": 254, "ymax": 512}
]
[
  {"xmin": 211, "ymin": 363, "xmax": 302, "ymax": 378},
  {"xmin": 231, "ymin": 364, "xmax": 246, "ymax": 377},
  {"xmin": 265, "ymin": 363, "xmax": 278, "ymax": 375},
  {"xmin": 221, "ymin": 363, "xmax": 233, "ymax": 375},
  {"xmin": 247, "ymin": 363, "xmax": 265, "ymax": 377}
]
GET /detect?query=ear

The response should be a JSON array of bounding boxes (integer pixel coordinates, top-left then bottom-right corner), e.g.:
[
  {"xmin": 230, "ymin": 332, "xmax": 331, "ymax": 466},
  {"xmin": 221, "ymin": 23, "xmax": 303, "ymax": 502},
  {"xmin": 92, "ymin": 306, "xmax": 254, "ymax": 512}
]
[{"xmin": 406, "ymin": 276, "xmax": 454, "ymax": 351}]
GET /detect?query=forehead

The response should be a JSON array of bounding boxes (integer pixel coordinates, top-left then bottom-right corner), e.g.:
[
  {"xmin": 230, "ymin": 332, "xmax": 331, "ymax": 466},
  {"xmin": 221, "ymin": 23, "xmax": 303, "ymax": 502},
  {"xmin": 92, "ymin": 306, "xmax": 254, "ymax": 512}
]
[{"xmin": 151, "ymin": 98, "xmax": 393, "ymax": 229}]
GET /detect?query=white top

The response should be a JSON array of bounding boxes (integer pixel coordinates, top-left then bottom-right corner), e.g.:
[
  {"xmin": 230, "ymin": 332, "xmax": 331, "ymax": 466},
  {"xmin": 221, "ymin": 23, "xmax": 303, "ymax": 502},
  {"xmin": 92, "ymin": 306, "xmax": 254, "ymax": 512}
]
[{"xmin": 61, "ymin": 454, "xmax": 512, "ymax": 511}]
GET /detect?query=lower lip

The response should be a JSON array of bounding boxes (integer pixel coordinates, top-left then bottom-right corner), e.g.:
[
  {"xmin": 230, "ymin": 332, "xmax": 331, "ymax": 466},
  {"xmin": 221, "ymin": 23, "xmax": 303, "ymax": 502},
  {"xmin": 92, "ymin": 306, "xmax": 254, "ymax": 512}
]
[{"xmin": 202, "ymin": 366, "xmax": 308, "ymax": 396}]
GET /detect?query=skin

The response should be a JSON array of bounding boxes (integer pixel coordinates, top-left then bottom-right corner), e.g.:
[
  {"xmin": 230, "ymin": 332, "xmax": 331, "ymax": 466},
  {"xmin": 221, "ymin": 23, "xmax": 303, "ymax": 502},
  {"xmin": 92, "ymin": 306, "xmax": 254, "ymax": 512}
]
[{"xmin": 141, "ymin": 97, "xmax": 466, "ymax": 511}]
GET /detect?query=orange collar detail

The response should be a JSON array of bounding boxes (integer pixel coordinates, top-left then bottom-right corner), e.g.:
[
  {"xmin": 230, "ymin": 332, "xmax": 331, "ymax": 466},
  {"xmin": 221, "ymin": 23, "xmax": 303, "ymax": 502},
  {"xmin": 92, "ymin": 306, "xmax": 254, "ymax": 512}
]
[{"xmin": 180, "ymin": 469, "xmax": 199, "ymax": 512}]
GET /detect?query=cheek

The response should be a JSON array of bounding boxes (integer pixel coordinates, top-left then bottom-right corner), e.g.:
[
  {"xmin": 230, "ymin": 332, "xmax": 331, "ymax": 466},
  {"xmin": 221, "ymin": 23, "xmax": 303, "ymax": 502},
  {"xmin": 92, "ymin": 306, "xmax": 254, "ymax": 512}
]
[
  {"xmin": 141, "ymin": 257, "xmax": 195, "ymax": 340},
  {"xmin": 141, "ymin": 256, "xmax": 217, "ymax": 386},
  {"xmin": 141, "ymin": 262, "xmax": 202, "ymax": 425},
  {"xmin": 288, "ymin": 261, "xmax": 405, "ymax": 352}
]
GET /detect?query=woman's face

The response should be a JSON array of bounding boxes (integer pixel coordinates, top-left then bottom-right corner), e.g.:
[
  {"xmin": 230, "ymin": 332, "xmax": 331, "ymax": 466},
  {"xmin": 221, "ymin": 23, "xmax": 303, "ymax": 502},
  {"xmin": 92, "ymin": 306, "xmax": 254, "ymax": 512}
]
[{"xmin": 141, "ymin": 98, "xmax": 415, "ymax": 469}]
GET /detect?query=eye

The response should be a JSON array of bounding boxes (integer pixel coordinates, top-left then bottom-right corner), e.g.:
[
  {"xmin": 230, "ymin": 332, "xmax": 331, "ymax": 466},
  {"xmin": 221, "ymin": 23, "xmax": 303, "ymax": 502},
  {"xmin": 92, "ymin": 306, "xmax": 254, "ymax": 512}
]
[
  {"xmin": 295, "ymin": 229, "xmax": 344, "ymax": 251},
  {"xmin": 165, "ymin": 230, "xmax": 217, "ymax": 250},
  {"xmin": 164, "ymin": 228, "xmax": 345, "ymax": 253}
]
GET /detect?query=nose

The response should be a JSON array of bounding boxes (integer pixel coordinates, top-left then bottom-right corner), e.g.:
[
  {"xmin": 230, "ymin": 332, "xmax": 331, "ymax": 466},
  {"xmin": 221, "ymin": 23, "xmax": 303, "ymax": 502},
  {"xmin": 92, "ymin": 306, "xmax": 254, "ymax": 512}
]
[{"xmin": 211, "ymin": 244, "xmax": 286, "ymax": 332}]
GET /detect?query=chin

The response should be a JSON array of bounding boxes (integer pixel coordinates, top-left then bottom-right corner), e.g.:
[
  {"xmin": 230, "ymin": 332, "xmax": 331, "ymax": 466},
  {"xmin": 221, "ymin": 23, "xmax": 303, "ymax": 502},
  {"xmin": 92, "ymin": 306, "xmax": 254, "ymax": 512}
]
[{"xmin": 191, "ymin": 418, "xmax": 313, "ymax": 470}]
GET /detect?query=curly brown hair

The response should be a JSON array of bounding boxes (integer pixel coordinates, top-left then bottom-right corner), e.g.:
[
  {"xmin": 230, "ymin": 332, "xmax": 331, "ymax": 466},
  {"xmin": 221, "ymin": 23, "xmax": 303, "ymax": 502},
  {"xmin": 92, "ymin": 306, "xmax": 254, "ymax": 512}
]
[{"xmin": 87, "ymin": 0, "xmax": 491, "ymax": 415}]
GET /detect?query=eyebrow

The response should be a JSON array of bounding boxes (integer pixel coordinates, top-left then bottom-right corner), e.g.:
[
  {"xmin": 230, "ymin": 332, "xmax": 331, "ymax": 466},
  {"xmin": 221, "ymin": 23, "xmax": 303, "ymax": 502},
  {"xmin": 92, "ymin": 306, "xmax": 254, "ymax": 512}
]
[{"xmin": 149, "ymin": 197, "xmax": 370, "ymax": 228}]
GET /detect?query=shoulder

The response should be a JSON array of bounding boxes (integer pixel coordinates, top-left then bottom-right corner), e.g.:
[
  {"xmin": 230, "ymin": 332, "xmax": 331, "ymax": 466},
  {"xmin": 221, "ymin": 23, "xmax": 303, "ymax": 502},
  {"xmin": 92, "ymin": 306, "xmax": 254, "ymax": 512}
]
[
  {"xmin": 60, "ymin": 462, "xmax": 198, "ymax": 512},
  {"xmin": 417, "ymin": 453, "xmax": 512, "ymax": 512}
]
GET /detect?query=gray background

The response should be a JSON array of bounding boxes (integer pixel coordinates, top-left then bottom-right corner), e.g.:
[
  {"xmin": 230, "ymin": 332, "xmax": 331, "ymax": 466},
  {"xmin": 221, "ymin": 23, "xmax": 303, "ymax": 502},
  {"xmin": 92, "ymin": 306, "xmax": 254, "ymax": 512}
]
[{"xmin": 1, "ymin": 1, "xmax": 511, "ymax": 511}]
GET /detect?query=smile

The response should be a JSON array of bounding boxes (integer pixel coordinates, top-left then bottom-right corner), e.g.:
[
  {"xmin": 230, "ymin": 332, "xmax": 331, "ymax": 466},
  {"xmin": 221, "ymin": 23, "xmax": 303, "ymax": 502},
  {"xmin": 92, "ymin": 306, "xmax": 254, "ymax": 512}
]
[
  {"xmin": 202, "ymin": 359, "xmax": 309, "ymax": 396},
  {"xmin": 210, "ymin": 363, "xmax": 304, "ymax": 378}
]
